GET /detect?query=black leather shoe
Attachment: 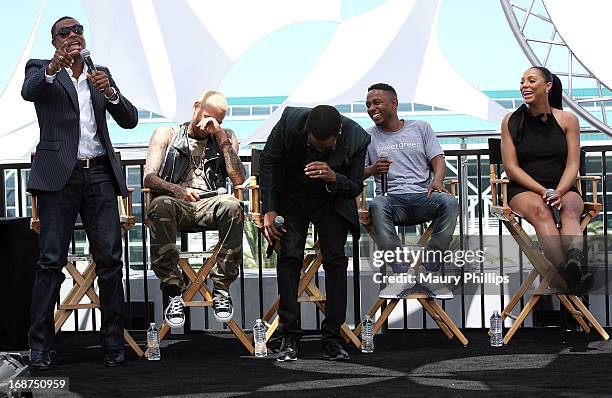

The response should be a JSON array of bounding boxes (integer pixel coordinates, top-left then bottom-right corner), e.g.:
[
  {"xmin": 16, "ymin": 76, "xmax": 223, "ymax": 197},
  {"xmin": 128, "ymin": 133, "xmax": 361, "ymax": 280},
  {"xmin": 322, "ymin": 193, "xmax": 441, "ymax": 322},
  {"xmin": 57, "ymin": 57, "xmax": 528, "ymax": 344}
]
[
  {"xmin": 575, "ymin": 273, "xmax": 595, "ymax": 295},
  {"xmin": 560, "ymin": 262, "xmax": 581, "ymax": 293},
  {"xmin": 29, "ymin": 350, "xmax": 54, "ymax": 370},
  {"xmin": 322, "ymin": 340, "xmax": 350, "ymax": 361},
  {"xmin": 103, "ymin": 350, "xmax": 125, "ymax": 367},
  {"xmin": 277, "ymin": 335, "xmax": 298, "ymax": 362}
]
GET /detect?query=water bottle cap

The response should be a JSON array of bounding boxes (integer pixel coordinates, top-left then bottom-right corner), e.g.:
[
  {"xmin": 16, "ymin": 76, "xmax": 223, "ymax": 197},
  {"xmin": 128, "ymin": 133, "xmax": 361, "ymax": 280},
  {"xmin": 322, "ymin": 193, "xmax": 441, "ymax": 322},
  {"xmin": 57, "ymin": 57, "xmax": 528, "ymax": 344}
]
[
  {"xmin": 256, "ymin": 319, "xmax": 262, "ymax": 323},
  {"xmin": 150, "ymin": 322, "xmax": 156, "ymax": 326}
]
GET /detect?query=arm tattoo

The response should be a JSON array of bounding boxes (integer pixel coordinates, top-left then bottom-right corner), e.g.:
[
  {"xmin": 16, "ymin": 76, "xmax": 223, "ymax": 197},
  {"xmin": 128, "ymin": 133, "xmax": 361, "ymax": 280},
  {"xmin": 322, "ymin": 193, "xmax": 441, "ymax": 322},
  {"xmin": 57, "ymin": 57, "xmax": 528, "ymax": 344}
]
[{"xmin": 223, "ymin": 145, "xmax": 246, "ymax": 184}]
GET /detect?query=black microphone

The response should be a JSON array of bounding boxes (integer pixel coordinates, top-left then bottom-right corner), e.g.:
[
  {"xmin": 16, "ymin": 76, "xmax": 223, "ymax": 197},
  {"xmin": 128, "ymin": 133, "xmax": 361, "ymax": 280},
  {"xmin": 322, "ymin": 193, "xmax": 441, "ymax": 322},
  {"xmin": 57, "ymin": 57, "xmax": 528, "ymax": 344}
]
[
  {"xmin": 80, "ymin": 48, "xmax": 97, "ymax": 73},
  {"xmin": 379, "ymin": 151, "xmax": 389, "ymax": 196},
  {"xmin": 545, "ymin": 189, "xmax": 562, "ymax": 229},
  {"xmin": 266, "ymin": 216, "xmax": 284, "ymax": 258},
  {"xmin": 194, "ymin": 187, "xmax": 227, "ymax": 199}
]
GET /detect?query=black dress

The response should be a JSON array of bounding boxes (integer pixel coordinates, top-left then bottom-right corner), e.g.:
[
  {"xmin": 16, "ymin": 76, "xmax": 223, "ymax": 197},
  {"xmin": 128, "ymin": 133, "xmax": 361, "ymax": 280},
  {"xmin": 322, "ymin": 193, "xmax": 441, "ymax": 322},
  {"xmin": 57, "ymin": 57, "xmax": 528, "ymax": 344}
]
[{"xmin": 507, "ymin": 104, "xmax": 579, "ymax": 203}]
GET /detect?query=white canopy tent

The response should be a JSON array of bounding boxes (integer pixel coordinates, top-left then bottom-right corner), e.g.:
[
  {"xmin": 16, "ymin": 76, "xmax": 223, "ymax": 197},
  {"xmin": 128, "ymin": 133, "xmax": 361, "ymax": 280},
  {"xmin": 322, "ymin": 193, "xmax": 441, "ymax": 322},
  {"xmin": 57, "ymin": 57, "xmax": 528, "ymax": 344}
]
[
  {"xmin": 0, "ymin": 2, "xmax": 46, "ymax": 163},
  {"xmin": 0, "ymin": 0, "xmax": 546, "ymax": 162},
  {"xmin": 241, "ymin": 0, "xmax": 507, "ymax": 146}
]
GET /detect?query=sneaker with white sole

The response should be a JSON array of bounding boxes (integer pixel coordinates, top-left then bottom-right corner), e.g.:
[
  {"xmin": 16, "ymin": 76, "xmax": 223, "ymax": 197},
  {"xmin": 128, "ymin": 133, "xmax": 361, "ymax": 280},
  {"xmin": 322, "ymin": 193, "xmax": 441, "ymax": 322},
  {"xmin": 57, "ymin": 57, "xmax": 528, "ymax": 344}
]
[
  {"xmin": 427, "ymin": 283, "xmax": 454, "ymax": 300},
  {"xmin": 423, "ymin": 270, "xmax": 454, "ymax": 300},
  {"xmin": 164, "ymin": 296, "xmax": 185, "ymax": 328},
  {"xmin": 378, "ymin": 268, "xmax": 417, "ymax": 299},
  {"xmin": 212, "ymin": 289, "xmax": 234, "ymax": 322}
]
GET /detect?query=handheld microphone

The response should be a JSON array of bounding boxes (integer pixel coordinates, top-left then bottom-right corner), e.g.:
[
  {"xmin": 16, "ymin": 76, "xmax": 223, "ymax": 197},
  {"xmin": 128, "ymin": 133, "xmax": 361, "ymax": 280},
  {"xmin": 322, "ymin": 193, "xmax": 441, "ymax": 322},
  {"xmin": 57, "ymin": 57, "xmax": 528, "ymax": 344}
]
[
  {"xmin": 545, "ymin": 189, "xmax": 562, "ymax": 229},
  {"xmin": 379, "ymin": 151, "xmax": 389, "ymax": 196},
  {"xmin": 194, "ymin": 187, "xmax": 227, "ymax": 199},
  {"xmin": 80, "ymin": 49, "xmax": 97, "ymax": 73},
  {"xmin": 266, "ymin": 216, "xmax": 285, "ymax": 258}
]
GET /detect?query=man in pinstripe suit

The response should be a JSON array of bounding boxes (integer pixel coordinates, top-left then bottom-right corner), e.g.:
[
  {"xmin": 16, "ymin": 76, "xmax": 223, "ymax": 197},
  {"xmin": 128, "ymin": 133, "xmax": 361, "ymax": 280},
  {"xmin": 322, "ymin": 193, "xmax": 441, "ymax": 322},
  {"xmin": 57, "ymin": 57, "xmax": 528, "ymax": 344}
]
[{"xmin": 21, "ymin": 16, "xmax": 138, "ymax": 369}]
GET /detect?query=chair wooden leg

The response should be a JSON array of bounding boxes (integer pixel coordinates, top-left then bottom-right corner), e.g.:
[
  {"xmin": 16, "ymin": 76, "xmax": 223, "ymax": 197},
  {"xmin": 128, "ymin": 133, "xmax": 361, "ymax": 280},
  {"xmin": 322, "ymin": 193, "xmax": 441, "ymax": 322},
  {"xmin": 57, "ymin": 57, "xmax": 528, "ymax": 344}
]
[
  {"xmin": 341, "ymin": 324, "xmax": 363, "ymax": 348},
  {"xmin": 261, "ymin": 250, "xmax": 319, "ymax": 330},
  {"xmin": 153, "ymin": 244, "xmax": 256, "ymax": 355},
  {"xmin": 158, "ymin": 322, "xmax": 172, "ymax": 342},
  {"xmin": 567, "ymin": 295, "xmax": 610, "ymax": 340},
  {"xmin": 557, "ymin": 295, "xmax": 590, "ymax": 333},
  {"xmin": 501, "ymin": 269, "xmax": 538, "ymax": 323},
  {"xmin": 265, "ymin": 317, "xmax": 280, "ymax": 341},
  {"xmin": 418, "ymin": 298, "xmax": 453, "ymax": 340},
  {"xmin": 302, "ymin": 280, "xmax": 361, "ymax": 348},
  {"xmin": 65, "ymin": 262, "xmax": 99, "ymax": 304},
  {"xmin": 52, "ymin": 259, "xmax": 143, "ymax": 356},
  {"xmin": 54, "ymin": 262, "xmax": 97, "ymax": 333},
  {"xmin": 372, "ymin": 300, "xmax": 400, "ymax": 335},
  {"xmin": 227, "ymin": 319, "xmax": 255, "ymax": 355},
  {"xmin": 124, "ymin": 330, "xmax": 144, "ymax": 357},
  {"xmin": 354, "ymin": 298, "xmax": 386, "ymax": 336},
  {"xmin": 260, "ymin": 243, "xmax": 360, "ymax": 348},
  {"xmin": 262, "ymin": 297, "xmax": 280, "ymax": 323},
  {"xmin": 425, "ymin": 299, "xmax": 469, "ymax": 346},
  {"xmin": 503, "ymin": 294, "xmax": 541, "ymax": 345}
]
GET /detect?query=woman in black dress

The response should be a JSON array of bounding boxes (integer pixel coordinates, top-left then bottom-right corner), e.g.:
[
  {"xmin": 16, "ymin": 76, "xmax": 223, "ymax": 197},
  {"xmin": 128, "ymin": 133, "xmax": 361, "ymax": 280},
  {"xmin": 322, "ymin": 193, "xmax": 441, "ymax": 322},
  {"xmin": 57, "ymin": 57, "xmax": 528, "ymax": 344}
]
[{"xmin": 501, "ymin": 66, "xmax": 588, "ymax": 291}]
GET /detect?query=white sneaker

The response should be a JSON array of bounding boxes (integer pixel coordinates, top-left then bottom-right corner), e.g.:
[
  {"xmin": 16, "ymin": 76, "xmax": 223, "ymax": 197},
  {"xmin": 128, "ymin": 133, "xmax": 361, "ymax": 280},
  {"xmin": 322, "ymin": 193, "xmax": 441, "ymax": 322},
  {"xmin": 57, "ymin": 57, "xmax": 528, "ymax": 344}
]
[
  {"xmin": 423, "ymin": 270, "xmax": 454, "ymax": 300},
  {"xmin": 164, "ymin": 296, "xmax": 185, "ymax": 328},
  {"xmin": 428, "ymin": 283, "xmax": 454, "ymax": 300},
  {"xmin": 213, "ymin": 289, "xmax": 234, "ymax": 322},
  {"xmin": 378, "ymin": 269, "xmax": 417, "ymax": 299}
]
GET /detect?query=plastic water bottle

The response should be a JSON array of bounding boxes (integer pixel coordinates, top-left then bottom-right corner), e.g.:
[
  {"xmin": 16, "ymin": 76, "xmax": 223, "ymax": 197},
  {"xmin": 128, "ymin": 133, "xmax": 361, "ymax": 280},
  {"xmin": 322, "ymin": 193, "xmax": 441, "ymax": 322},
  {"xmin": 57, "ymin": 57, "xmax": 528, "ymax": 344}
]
[
  {"xmin": 147, "ymin": 323, "xmax": 161, "ymax": 360},
  {"xmin": 253, "ymin": 319, "xmax": 267, "ymax": 357},
  {"xmin": 490, "ymin": 310, "xmax": 503, "ymax": 347},
  {"xmin": 361, "ymin": 315, "xmax": 374, "ymax": 353}
]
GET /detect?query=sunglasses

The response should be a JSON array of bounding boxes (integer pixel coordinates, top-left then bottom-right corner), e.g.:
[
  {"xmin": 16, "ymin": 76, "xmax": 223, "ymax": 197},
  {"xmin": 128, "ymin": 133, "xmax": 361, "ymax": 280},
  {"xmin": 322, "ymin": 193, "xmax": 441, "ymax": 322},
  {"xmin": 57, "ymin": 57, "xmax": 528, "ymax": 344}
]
[{"xmin": 54, "ymin": 24, "xmax": 84, "ymax": 38}]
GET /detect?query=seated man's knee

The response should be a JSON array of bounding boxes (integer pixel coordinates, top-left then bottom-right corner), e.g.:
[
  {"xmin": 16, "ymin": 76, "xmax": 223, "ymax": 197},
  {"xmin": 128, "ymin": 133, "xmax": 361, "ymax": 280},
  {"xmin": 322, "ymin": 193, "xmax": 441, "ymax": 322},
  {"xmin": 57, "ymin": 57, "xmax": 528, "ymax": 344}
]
[
  {"xmin": 219, "ymin": 196, "xmax": 243, "ymax": 224},
  {"xmin": 439, "ymin": 194, "xmax": 459, "ymax": 216},
  {"xmin": 369, "ymin": 196, "xmax": 392, "ymax": 218},
  {"xmin": 149, "ymin": 196, "xmax": 176, "ymax": 221},
  {"xmin": 151, "ymin": 243, "xmax": 180, "ymax": 268}
]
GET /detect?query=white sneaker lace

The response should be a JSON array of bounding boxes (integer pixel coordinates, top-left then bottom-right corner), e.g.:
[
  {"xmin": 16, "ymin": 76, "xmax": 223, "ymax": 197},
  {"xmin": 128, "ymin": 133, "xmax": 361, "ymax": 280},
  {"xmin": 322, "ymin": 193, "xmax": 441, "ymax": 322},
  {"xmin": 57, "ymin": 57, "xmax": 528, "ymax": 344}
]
[
  {"xmin": 214, "ymin": 292, "xmax": 231, "ymax": 312},
  {"xmin": 167, "ymin": 296, "xmax": 184, "ymax": 317}
]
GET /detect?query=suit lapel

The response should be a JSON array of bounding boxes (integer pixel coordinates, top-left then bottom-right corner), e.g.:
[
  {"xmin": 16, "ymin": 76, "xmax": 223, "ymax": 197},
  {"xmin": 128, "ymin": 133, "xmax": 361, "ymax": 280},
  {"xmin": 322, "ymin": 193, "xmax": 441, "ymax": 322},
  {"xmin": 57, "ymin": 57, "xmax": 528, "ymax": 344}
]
[{"xmin": 56, "ymin": 68, "xmax": 79, "ymax": 111}]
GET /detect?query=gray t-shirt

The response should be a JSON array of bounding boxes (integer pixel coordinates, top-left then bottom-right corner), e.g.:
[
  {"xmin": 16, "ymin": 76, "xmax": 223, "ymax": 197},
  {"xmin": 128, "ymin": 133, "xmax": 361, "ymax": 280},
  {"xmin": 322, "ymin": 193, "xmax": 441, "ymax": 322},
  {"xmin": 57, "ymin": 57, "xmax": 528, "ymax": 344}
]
[{"xmin": 365, "ymin": 120, "xmax": 443, "ymax": 194}]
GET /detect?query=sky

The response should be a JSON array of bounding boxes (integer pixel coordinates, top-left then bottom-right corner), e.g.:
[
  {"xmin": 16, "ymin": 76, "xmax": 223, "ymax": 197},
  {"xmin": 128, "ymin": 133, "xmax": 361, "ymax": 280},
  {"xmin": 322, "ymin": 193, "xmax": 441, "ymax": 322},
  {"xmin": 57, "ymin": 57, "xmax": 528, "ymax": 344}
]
[{"xmin": 0, "ymin": 0, "xmax": 534, "ymax": 98}]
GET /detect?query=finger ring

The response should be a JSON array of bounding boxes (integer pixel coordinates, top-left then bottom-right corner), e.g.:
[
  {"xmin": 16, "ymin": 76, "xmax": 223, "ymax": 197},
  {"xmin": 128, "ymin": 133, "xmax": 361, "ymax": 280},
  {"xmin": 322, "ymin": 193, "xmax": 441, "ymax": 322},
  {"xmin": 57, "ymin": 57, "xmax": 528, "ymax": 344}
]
[
  {"xmin": 58, "ymin": 55, "xmax": 64, "ymax": 62},
  {"xmin": 318, "ymin": 170, "xmax": 322, "ymax": 175}
]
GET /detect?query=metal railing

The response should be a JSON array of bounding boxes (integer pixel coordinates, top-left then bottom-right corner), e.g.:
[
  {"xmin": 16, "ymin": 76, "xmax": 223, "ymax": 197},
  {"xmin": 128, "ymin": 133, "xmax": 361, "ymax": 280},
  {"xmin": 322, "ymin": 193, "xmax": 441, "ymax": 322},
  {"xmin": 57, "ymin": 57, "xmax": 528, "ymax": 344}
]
[{"xmin": 2, "ymin": 146, "xmax": 611, "ymax": 333}]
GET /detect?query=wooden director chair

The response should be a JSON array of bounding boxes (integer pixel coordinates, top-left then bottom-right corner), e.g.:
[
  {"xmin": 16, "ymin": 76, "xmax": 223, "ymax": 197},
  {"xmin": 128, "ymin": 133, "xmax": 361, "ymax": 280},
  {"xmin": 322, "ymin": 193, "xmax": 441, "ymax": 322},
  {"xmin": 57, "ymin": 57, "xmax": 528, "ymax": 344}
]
[
  {"xmin": 142, "ymin": 185, "xmax": 254, "ymax": 355},
  {"xmin": 29, "ymin": 153, "xmax": 144, "ymax": 357},
  {"xmin": 246, "ymin": 149, "xmax": 362, "ymax": 348},
  {"xmin": 354, "ymin": 179, "xmax": 469, "ymax": 347},
  {"xmin": 488, "ymin": 138, "xmax": 609, "ymax": 344}
]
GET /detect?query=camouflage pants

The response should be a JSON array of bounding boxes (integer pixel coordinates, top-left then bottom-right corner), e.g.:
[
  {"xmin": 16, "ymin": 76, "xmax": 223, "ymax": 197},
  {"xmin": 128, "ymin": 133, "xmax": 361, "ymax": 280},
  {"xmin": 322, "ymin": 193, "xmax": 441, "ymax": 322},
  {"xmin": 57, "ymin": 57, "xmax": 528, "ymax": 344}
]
[{"xmin": 147, "ymin": 194, "xmax": 243, "ymax": 293}]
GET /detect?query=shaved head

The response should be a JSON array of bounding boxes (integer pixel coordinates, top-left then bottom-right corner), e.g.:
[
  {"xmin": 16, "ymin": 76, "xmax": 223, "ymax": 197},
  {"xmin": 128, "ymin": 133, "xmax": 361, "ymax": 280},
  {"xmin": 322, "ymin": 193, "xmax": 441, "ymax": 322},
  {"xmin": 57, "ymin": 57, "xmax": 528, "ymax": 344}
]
[{"xmin": 198, "ymin": 90, "xmax": 228, "ymax": 111}]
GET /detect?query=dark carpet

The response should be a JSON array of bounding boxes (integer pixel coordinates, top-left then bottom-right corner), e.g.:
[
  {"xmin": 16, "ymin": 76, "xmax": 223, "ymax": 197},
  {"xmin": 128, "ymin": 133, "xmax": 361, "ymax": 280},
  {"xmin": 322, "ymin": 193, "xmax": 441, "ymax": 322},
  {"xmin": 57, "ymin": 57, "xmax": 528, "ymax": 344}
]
[{"xmin": 28, "ymin": 328, "xmax": 612, "ymax": 398}]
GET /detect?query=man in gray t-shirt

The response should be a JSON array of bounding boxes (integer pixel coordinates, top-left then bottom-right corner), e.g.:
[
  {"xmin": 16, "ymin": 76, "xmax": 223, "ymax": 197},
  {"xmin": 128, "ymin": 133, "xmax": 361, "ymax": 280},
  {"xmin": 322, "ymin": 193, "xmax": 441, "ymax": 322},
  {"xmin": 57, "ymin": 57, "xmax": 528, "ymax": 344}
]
[{"xmin": 364, "ymin": 83, "xmax": 458, "ymax": 299}]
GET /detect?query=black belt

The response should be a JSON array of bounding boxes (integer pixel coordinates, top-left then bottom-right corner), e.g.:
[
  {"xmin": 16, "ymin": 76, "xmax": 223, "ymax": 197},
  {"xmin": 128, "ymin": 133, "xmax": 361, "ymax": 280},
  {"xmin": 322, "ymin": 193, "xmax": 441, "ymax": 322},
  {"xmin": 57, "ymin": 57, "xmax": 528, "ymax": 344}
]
[{"xmin": 76, "ymin": 155, "xmax": 108, "ymax": 168}]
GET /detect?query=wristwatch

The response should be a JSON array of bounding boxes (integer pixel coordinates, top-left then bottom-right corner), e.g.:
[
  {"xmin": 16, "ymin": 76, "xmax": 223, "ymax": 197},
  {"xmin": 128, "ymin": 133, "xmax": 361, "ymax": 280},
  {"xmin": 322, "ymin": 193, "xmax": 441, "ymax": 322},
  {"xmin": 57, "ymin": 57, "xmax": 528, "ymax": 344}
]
[{"xmin": 104, "ymin": 87, "xmax": 118, "ymax": 101}]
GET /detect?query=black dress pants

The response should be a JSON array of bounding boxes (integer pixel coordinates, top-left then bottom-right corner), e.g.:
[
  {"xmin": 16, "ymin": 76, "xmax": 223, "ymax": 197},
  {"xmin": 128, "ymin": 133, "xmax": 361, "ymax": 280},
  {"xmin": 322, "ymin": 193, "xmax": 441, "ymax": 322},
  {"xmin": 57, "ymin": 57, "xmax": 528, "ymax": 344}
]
[
  {"xmin": 276, "ymin": 193, "xmax": 349, "ymax": 342},
  {"xmin": 29, "ymin": 162, "xmax": 125, "ymax": 351}
]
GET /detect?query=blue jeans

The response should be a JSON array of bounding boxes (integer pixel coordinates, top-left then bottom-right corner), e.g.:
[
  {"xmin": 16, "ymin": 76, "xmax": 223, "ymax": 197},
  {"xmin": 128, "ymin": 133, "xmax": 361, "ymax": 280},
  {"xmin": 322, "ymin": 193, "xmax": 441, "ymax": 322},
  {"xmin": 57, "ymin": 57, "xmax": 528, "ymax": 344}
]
[{"xmin": 369, "ymin": 192, "xmax": 458, "ymax": 271}]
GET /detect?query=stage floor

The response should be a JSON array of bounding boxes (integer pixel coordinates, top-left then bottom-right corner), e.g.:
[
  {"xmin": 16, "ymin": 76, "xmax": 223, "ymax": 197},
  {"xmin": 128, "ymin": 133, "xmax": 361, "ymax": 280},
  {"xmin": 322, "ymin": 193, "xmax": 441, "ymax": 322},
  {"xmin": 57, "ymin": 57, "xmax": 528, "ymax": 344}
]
[{"xmin": 27, "ymin": 328, "xmax": 612, "ymax": 397}]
